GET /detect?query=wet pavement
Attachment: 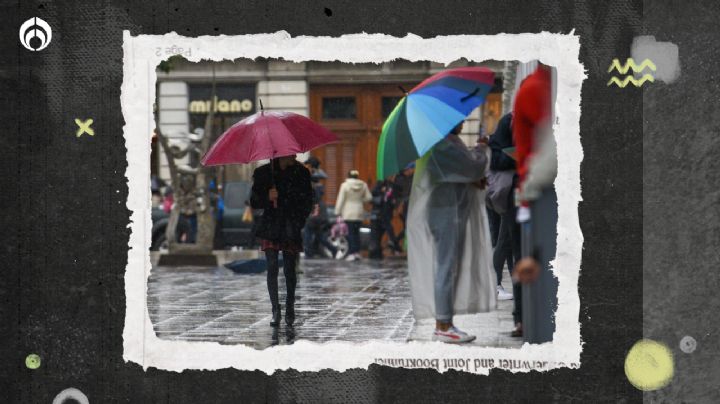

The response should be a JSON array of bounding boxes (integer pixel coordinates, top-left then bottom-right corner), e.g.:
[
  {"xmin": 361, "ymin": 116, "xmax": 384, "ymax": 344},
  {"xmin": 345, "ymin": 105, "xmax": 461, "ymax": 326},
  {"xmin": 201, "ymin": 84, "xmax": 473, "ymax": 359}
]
[{"xmin": 147, "ymin": 256, "xmax": 522, "ymax": 349}]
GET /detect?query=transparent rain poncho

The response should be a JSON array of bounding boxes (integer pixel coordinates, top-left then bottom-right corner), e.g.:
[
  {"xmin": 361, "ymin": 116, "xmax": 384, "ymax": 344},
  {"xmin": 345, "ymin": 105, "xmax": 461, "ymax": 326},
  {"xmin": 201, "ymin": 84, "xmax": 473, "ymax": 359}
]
[{"xmin": 407, "ymin": 135, "xmax": 497, "ymax": 320}]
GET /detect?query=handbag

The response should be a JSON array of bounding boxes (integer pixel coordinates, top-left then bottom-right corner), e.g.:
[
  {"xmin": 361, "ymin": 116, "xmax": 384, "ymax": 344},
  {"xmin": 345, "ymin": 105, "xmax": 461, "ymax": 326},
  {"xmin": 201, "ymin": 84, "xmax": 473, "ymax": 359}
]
[
  {"xmin": 242, "ymin": 205, "xmax": 253, "ymax": 223},
  {"xmin": 485, "ymin": 169, "xmax": 514, "ymax": 214}
]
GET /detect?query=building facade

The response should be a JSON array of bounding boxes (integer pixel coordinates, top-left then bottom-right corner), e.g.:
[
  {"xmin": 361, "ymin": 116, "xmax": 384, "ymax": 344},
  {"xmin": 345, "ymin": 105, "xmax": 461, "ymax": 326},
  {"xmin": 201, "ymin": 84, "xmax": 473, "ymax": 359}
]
[{"xmin": 155, "ymin": 58, "xmax": 512, "ymax": 203}]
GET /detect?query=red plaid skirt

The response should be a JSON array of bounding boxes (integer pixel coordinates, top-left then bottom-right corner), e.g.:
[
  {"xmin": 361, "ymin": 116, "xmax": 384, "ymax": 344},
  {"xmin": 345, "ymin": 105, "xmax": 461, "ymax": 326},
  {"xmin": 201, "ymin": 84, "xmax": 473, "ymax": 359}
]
[{"xmin": 260, "ymin": 238, "xmax": 303, "ymax": 254}]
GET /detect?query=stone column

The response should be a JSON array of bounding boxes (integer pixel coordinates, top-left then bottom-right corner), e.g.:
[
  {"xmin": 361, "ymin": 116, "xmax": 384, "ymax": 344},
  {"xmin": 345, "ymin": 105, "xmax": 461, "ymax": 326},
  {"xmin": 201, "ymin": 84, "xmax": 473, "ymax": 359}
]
[{"xmin": 157, "ymin": 81, "xmax": 189, "ymax": 184}]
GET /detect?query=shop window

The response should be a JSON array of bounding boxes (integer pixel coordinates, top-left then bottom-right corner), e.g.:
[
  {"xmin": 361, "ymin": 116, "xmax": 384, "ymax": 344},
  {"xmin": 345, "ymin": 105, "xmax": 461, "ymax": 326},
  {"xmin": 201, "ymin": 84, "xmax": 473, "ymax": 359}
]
[{"xmin": 322, "ymin": 97, "xmax": 356, "ymax": 119}]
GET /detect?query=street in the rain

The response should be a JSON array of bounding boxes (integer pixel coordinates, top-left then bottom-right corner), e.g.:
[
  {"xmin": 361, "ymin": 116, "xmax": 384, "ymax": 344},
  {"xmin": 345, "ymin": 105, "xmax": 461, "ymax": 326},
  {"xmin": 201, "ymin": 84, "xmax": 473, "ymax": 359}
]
[{"xmin": 148, "ymin": 258, "xmax": 522, "ymax": 350}]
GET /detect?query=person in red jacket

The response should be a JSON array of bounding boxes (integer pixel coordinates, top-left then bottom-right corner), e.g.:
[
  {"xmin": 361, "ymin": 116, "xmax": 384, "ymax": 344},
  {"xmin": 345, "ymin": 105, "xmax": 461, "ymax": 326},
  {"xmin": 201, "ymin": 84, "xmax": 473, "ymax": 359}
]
[
  {"xmin": 511, "ymin": 62, "xmax": 558, "ymax": 343},
  {"xmin": 513, "ymin": 63, "xmax": 552, "ymax": 192}
]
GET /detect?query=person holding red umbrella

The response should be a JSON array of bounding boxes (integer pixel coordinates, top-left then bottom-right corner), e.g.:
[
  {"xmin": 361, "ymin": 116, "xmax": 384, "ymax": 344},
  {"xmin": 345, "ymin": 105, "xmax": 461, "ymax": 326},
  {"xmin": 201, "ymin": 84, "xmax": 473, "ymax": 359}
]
[
  {"xmin": 202, "ymin": 103, "xmax": 339, "ymax": 328},
  {"xmin": 250, "ymin": 155, "xmax": 314, "ymax": 327}
]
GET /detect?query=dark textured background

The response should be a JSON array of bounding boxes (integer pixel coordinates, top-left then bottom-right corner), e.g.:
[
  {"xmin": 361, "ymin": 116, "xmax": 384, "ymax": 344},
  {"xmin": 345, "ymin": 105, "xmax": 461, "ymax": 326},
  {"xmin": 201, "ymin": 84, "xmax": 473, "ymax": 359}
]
[
  {"xmin": 642, "ymin": 1, "xmax": 720, "ymax": 403},
  {"xmin": 0, "ymin": 0, "xmax": 707, "ymax": 402}
]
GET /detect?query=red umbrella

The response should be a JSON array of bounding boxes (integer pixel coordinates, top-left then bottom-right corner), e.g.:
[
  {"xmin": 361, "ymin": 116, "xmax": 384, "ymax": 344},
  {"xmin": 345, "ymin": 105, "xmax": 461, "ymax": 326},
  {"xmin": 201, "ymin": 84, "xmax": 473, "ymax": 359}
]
[{"xmin": 201, "ymin": 109, "xmax": 339, "ymax": 166}]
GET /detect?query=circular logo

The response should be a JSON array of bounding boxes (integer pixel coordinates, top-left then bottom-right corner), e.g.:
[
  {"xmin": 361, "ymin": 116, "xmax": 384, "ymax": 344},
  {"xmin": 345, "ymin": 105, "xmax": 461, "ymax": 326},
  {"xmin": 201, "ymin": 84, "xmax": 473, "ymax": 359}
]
[{"xmin": 19, "ymin": 17, "xmax": 52, "ymax": 51}]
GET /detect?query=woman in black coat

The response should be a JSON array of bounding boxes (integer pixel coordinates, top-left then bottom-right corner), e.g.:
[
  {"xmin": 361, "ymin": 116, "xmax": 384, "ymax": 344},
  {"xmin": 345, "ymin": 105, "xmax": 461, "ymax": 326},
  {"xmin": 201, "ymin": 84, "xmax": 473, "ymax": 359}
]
[{"xmin": 250, "ymin": 155, "xmax": 314, "ymax": 327}]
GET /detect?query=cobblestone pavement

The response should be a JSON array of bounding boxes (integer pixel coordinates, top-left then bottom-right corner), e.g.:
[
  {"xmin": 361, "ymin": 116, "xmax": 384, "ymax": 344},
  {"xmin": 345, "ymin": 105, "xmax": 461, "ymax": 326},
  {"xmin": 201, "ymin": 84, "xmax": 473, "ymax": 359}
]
[{"xmin": 147, "ymin": 257, "xmax": 522, "ymax": 349}]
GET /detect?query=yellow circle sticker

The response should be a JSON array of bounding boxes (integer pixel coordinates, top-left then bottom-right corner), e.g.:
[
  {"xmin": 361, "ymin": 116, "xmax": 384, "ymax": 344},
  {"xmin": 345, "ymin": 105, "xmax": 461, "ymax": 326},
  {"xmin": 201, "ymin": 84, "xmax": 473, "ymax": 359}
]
[
  {"xmin": 625, "ymin": 339, "xmax": 674, "ymax": 391},
  {"xmin": 25, "ymin": 354, "xmax": 41, "ymax": 370}
]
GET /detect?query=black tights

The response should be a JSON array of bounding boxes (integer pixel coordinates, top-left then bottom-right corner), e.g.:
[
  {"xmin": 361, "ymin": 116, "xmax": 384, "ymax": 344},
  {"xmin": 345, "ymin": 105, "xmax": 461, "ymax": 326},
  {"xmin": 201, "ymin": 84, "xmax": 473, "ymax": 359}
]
[{"xmin": 265, "ymin": 249, "xmax": 298, "ymax": 309}]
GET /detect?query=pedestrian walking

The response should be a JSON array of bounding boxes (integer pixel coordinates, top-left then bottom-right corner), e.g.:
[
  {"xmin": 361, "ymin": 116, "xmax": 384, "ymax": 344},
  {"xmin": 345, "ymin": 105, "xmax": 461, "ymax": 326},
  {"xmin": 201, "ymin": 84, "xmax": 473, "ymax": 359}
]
[
  {"xmin": 250, "ymin": 155, "xmax": 314, "ymax": 327},
  {"xmin": 335, "ymin": 170, "xmax": 372, "ymax": 261},
  {"xmin": 302, "ymin": 157, "xmax": 340, "ymax": 259}
]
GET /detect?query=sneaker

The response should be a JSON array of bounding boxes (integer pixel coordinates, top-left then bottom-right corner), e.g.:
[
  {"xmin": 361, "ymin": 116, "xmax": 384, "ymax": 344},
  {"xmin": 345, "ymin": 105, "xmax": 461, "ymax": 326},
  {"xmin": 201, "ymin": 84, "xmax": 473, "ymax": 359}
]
[
  {"xmin": 497, "ymin": 285, "xmax": 513, "ymax": 300},
  {"xmin": 432, "ymin": 326, "xmax": 476, "ymax": 343},
  {"xmin": 345, "ymin": 254, "xmax": 357, "ymax": 262}
]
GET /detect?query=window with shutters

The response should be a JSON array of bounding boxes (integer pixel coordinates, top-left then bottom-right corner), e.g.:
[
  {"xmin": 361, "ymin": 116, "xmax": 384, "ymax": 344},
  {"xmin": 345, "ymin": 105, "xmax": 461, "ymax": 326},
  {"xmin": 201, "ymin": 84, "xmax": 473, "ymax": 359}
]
[{"xmin": 322, "ymin": 97, "xmax": 357, "ymax": 120}]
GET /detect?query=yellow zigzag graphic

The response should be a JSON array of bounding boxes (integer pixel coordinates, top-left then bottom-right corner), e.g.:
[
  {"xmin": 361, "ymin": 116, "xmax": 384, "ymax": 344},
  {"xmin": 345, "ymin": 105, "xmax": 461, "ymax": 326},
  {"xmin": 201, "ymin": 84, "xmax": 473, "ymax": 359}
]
[
  {"xmin": 607, "ymin": 74, "xmax": 655, "ymax": 88},
  {"xmin": 608, "ymin": 58, "xmax": 657, "ymax": 74}
]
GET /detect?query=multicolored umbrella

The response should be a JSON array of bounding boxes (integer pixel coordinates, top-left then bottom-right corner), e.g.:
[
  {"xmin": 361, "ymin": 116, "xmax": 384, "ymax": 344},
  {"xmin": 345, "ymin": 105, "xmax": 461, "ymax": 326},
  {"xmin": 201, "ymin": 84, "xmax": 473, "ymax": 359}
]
[
  {"xmin": 201, "ymin": 110, "xmax": 338, "ymax": 166},
  {"xmin": 377, "ymin": 67, "xmax": 495, "ymax": 179}
]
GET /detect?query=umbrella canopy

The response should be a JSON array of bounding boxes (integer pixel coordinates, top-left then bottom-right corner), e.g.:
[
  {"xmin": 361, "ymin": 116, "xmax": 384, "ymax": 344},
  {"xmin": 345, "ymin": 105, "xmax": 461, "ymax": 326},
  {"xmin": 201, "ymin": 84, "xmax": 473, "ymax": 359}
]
[
  {"xmin": 377, "ymin": 67, "xmax": 495, "ymax": 179},
  {"xmin": 201, "ymin": 110, "xmax": 338, "ymax": 166}
]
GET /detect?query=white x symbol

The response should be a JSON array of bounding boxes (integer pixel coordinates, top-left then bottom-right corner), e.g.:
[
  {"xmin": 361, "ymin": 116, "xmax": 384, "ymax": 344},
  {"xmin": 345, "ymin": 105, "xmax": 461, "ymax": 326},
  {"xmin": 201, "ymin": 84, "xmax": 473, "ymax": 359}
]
[{"xmin": 75, "ymin": 118, "xmax": 94, "ymax": 137}]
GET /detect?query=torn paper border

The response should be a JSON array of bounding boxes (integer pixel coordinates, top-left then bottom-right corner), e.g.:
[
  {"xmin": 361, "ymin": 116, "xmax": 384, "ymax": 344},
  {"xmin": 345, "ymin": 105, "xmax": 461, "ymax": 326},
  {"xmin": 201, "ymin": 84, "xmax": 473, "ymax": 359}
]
[{"xmin": 121, "ymin": 31, "xmax": 585, "ymax": 374}]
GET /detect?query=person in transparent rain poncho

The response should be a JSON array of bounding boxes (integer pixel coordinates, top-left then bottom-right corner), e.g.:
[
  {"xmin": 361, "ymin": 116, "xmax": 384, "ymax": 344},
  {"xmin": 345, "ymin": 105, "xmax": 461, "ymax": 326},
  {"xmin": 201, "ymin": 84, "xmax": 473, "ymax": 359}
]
[{"xmin": 407, "ymin": 121, "xmax": 497, "ymax": 343}]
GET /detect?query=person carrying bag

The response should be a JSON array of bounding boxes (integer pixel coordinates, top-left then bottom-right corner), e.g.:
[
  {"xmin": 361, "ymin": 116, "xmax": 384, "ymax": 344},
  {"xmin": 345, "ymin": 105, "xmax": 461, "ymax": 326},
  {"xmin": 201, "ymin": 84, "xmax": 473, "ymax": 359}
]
[{"xmin": 487, "ymin": 113, "xmax": 524, "ymax": 328}]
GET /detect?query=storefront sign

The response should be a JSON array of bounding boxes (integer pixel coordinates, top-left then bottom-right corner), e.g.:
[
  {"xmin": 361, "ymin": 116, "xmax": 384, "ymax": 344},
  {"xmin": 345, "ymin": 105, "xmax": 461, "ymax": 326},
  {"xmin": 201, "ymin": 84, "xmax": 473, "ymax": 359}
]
[
  {"xmin": 189, "ymin": 97, "xmax": 253, "ymax": 113},
  {"xmin": 187, "ymin": 84, "xmax": 256, "ymax": 115}
]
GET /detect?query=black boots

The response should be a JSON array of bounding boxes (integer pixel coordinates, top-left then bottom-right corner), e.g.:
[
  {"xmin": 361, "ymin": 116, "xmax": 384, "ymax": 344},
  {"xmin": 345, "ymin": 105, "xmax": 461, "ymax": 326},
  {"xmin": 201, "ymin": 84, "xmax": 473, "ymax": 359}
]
[
  {"xmin": 284, "ymin": 252, "xmax": 298, "ymax": 327},
  {"xmin": 270, "ymin": 304, "xmax": 294, "ymax": 327},
  {"xmin": 270, "ymin": 304, "xmax": 281, "ymax": 327},
  {"xmin": 285, "ymin": 302, "xmax": 295, "ymax": 326},
  {"xmin": 267, "ymin": 250, "xmax": 298, "ymax": 327}
]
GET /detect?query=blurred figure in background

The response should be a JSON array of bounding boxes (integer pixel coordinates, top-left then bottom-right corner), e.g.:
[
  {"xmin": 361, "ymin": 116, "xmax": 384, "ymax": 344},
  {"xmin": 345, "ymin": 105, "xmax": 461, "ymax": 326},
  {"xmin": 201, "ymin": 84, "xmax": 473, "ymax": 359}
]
[
  {"xmin": 303, "ymin": 157, "xmax": 339, "ymax": 259},
  {"xmin": 392, "ymin": 163, "xmax": 415, "ymax": 247},
  {"xmin": 335, "ymin": 169, "xmax": 372, "ymax": 261},
  {"xmin": 162, "ymin": 187, "xmax": 174, "ymax": 214},
  {"xmin": 151, "ymin": 175, "xmax": 166, "ymax": 209},
  {"xmin": 512, "ymin": 63, "xmax": 558, "ymax": 343},
  {"xmin": 487, "ymin": 113, "xmax": 522, "ymax": 321},
  {"xmin": 151, "ymin": 190, "xmax": 163, "ymax": 209},
  {"xmin": 369, "ymin": 179, "xmax": 388, "ymax": 260},
  {"xmin": 368, "ymin": 178, "xmax": 403, "ymax": 259},
  {"xmin": 381, "ymin": 177, "xmax": 403, "ymax": 255}
]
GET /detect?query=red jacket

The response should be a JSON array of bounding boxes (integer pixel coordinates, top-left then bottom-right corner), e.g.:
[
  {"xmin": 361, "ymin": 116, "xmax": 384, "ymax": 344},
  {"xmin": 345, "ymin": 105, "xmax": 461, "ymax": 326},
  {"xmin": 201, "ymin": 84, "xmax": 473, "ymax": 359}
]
[{"xmin": 512, "ymin": 66, "xmax": 552, "ymax": 189}]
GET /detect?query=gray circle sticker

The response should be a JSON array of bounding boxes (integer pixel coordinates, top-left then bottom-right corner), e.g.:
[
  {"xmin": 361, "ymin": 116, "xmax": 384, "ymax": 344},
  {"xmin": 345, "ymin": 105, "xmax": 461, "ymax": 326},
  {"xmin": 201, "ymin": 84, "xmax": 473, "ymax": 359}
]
[{"xmin": 679, "ymin": 335, "xmax": 697, "ymax": 354}]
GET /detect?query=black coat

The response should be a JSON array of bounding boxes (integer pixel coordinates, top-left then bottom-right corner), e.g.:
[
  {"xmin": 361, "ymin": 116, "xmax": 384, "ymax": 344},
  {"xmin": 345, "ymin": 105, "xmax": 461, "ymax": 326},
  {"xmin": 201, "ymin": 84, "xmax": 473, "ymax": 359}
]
[
  {"xmin": 370, "ymin": 181, "xmax": 386, "ymax": 219},
  {"xmin": 489, "ymin": 112, "xmax": 519, "ymax": 205},
  {"xmin": 250, "ymin": 161, "xmax": 314, "ymax": 244},
  {"xmin": 489, "ymin": 113, "xmax": 516, "ymax": 172}
]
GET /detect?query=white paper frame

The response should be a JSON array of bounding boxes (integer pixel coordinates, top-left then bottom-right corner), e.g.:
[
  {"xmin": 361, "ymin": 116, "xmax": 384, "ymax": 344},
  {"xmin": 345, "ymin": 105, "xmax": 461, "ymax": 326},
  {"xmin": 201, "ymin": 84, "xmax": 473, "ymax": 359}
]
[{"xmin": 121, "ymin": 31, "xmax": 585, "ymax": 374}]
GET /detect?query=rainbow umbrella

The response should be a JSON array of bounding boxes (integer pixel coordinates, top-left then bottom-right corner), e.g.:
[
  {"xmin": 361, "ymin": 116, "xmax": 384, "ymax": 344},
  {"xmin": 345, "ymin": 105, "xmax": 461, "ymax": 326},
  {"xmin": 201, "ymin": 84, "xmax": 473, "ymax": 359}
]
[{"xmin": 377, "ymin": 67, "xmax": 495, "ymax": 179}]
